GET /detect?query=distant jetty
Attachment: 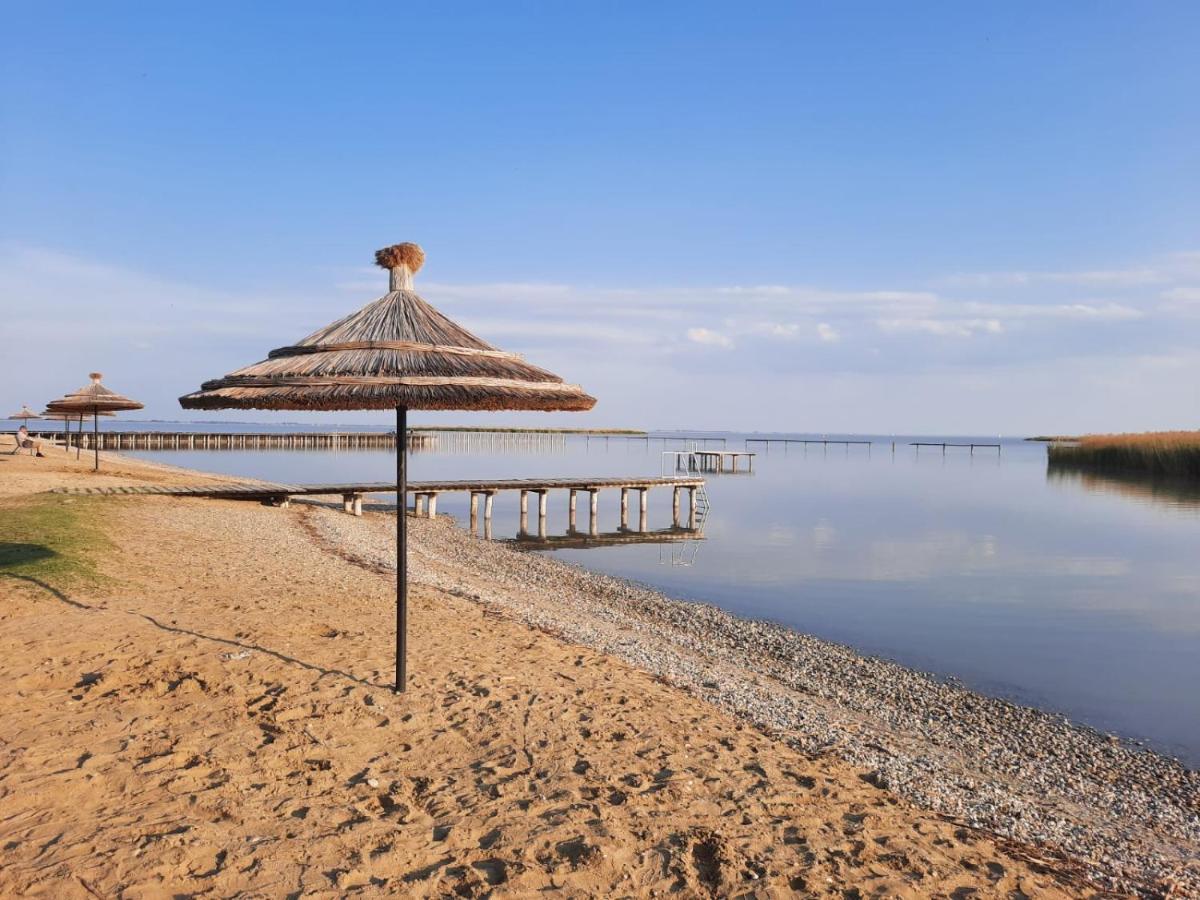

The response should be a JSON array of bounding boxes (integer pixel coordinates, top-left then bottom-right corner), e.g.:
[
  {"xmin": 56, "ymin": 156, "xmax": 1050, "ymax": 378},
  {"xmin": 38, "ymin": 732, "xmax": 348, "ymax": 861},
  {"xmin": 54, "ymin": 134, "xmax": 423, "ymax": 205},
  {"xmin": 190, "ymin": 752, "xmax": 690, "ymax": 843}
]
[{"xmin": 1047, "ymin": 431, "xmax": 1200, "ymax": 478}]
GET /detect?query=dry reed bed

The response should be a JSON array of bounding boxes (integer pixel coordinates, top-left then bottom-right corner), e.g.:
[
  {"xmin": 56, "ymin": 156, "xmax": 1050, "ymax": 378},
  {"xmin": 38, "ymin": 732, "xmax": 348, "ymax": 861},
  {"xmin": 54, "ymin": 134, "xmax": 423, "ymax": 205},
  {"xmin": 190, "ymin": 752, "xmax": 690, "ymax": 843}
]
[{"xmin": 1048, "ymin": 431, "xmax": 1200, "ymax": 478}]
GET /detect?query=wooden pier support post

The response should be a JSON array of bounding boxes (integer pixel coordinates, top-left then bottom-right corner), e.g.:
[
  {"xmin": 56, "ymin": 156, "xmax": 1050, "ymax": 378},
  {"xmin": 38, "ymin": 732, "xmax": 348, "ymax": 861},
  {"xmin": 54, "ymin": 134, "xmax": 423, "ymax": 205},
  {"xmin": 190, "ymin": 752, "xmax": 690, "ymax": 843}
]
[
  {"xmin": 638, "ymin": 488, "xmax": 648, "ymax": 533},
  {"xmin": 469, "ymin": 492, "xmax": 480, "ymax": 533},
  {"xmin": 620, "ymin": 488, "xmax": 630, "ymax": 528},
  {"xmin": 353, "ymin": 494, "xmax": 363, "ymax": 517},
  {"xmin": 688, "ymin": 487, "xmax": 698, "ymax": 529},
  {"xmin": 426, "ymin": 493, "xmax": 438, "ymax": 518},
  {"xmin": 672, "ymin": 486, "xmax": 681, "ymax": 527},
  {"xmin": 568, "ymin": 489, "xmax": 578, "ymax": 531},
  {"xmin": 415, "ymin": 494, "xmax": 426, "ymax": 517},
  {"xmin": 519, "ymin": 490, "xmax": 529, "ymax": 534},
  {"xmin": 343, "ymin": 493, "xmax": 354, "ymax": 514},
  {"xmin": 589, "ymin": 489, "xmax": 599, "ymax": 536},
  {"xmin": 537, "ymin": 490, "xmax": 548, "ymax": 539},
  {"xmin": 483, "ymin": 491, "xmax": 495, "ymax": 539}
]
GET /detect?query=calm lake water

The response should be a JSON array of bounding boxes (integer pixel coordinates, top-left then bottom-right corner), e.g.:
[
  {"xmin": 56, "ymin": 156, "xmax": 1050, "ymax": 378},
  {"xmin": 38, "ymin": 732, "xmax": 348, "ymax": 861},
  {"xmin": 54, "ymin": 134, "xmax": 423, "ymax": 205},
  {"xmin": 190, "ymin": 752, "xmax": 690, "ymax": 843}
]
[{"xmin": 88, "ymin": 427, "xmax": 1200, "ymax": 767}]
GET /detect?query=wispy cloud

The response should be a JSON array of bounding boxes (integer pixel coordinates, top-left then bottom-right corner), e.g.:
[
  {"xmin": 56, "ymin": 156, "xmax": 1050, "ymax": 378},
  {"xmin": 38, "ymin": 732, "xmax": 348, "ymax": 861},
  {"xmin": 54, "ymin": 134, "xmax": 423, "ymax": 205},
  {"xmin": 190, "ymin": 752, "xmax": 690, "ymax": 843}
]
[
  {"xmin": 940, "ymin": 268, "xmax": 1167, "ymax": 289},
  {"xmin": 876, "ymin": 317, "xmax": 1004, "ymax": 338},
  {"xmin": 686, "ymin": 327, "xmax": 733, "ymax": 348}
]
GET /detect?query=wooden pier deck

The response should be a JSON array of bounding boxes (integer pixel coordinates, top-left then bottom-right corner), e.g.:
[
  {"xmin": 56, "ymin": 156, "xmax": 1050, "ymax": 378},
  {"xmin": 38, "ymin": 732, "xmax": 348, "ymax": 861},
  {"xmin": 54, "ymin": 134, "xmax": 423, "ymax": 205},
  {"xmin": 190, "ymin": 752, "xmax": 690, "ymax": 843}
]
[{"xmin": 51, "ymin": 475, "xmax": 709, "ymax": 533}]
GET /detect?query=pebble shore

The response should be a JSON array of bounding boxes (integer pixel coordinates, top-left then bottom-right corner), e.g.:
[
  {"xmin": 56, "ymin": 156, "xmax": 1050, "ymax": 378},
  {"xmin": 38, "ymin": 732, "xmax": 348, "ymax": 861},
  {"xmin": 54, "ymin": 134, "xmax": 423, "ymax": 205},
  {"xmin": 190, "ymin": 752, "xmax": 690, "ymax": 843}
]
[{"xmin": 311, "ymin": 506, "xmax": 1199, "ymax": 897}]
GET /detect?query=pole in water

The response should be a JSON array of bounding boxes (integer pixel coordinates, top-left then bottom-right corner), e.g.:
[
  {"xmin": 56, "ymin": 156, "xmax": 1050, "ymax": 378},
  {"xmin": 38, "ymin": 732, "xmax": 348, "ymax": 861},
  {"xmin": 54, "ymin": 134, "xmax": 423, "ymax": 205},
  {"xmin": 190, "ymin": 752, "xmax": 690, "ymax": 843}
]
[{"xmin": 395, "ymin": 405, "xmax": 408, "ymax": 693}]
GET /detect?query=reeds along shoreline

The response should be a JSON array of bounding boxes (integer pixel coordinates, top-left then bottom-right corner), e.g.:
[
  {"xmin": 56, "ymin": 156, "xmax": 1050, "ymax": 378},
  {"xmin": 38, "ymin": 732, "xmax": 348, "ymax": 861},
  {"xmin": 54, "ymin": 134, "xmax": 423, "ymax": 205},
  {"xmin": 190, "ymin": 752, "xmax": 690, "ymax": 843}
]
[{"xmin": 1047, "ymin": 431, "xmax": 1200, "ymax": 478}]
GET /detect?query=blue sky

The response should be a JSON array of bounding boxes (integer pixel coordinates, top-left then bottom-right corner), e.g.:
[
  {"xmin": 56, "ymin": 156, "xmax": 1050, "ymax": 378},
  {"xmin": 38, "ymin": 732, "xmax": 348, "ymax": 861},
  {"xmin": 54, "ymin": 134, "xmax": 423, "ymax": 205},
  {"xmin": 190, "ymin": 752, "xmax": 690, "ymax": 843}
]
[{"xmin": 3, "ymin": 2, "xmax": 1199, "ymax": 433}]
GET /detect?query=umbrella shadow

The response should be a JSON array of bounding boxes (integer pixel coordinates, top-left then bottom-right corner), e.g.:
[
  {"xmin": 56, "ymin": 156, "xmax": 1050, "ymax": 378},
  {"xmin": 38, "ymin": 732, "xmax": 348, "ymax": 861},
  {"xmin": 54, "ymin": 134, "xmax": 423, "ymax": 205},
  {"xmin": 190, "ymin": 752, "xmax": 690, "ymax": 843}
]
[
  {"xmin": 2, "ymin": 568, "xmax": 387, "ymax": 690},
  {"xmin": 0, "ymin": 542, "xmax": 58, "ymax": 570},
  {"xmin": 1, "ymin": 569, "xmax": 94, "ymax": 610},
  {"xmin": 129, "ymin": 612, "xmax": 388, "ymax": 690}
]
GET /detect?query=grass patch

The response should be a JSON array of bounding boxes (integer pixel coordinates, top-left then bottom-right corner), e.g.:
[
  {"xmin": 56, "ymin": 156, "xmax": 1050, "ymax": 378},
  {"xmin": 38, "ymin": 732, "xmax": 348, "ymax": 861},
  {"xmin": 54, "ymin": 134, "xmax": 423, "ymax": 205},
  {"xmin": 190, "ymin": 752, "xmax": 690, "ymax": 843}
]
[
  {"xmin": 0, "ymin": 495, "xmax": 110, "ymax": 587},
  {"xmin": 1047, "ymin": 431, "xmax": 1200, "ymax": 478}
]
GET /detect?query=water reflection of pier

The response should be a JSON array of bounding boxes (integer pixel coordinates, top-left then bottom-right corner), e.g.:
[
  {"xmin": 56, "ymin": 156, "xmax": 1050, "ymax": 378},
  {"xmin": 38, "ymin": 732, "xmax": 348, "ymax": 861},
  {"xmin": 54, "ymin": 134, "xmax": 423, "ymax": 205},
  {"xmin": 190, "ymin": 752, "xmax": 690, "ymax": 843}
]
[{"xmin": 505, "ymin": 526, "xmax": 705, "ymax": 550}]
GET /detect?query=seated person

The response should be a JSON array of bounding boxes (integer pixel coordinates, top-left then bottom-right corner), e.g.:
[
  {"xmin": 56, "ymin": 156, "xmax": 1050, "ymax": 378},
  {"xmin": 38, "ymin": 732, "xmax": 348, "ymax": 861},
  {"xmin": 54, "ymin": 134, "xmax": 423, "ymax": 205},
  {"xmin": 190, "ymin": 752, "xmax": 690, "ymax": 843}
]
[{"xmin": 11, "ymin": 425, "xmax": 44, "ymax": 457}]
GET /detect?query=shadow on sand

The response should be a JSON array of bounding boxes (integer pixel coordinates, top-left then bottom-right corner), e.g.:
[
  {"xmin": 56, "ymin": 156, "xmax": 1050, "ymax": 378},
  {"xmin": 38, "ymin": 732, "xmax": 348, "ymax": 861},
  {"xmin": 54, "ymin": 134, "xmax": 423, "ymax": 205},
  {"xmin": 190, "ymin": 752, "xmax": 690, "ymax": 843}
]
[{"xmin": 1, "ymin": 569, "xmax": 389, "ymax": 690}]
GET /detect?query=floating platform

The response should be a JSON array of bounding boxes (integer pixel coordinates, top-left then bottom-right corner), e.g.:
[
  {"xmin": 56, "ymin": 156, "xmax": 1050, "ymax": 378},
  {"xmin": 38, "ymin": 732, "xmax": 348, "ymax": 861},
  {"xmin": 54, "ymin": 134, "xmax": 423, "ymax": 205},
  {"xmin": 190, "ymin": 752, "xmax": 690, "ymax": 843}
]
[{"xmin": 663, "ymin": 449, "xmax": 754, "ymax": 474}]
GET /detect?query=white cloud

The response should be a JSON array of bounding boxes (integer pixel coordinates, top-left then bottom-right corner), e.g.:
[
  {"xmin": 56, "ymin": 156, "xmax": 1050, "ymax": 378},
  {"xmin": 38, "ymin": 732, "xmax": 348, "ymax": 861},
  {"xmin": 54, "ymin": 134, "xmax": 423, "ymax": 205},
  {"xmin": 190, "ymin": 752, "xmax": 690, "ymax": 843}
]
[
  {"xmin": 686, "ymin": 327, "xmax": 733, "ymax": 348},
  {"xmin": 941, "ymin": 268, "xmax": 1167, "ymax": 289},
  {"xmin": 961, "ymin": 301, "xmax": 1144, "ymax": 321},
  {"xmin": 5, "ymin": 242, "xmax": 1199, "ymax": 430},
  {"xmin": 876, "ymin": 318, "xmax": 1003, "ymax": 338},
  {"xmin": 1161, "ymin": 287, "xmax": 1200, "ymax": 304}
]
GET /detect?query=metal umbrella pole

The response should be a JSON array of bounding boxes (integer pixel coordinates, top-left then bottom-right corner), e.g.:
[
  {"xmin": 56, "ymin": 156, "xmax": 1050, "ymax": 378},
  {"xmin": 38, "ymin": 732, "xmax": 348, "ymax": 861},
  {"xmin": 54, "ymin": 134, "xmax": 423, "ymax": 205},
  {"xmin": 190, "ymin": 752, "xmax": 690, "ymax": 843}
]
[{"xmin": 395, "ymin": 405, "xmax": 408, "ymax": 692}]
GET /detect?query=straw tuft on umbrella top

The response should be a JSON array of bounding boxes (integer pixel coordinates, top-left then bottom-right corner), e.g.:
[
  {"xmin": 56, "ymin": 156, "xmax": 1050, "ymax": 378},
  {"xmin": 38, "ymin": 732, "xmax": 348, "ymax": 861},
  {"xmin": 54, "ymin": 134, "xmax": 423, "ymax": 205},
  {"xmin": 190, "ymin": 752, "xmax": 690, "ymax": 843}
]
[
  {"xmin": 180, "ymin": 242, "xmax": 596, "ymax": 692},
  {"xmin": 180, "ymin": 244, "xmax": 596, "ymax": 414},
  {"xmin": 374, "ymin": 242, "xmax": 425, "ymax": 274}
]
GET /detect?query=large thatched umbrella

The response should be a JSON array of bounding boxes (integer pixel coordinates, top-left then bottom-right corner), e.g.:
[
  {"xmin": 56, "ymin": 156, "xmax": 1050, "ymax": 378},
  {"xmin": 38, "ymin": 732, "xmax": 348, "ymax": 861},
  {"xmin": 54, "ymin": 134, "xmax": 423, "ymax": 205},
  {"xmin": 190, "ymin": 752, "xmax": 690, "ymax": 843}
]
[
  {"xmin": 180, "ymin": 242, "xmax": 595, "ymax": 691},
  {"xmin": 42, "ymin": 408, "xmax": 113, "ymax": 456},
  {"xmin": 47, "ymin": 373, "xmax": 144, "ymax": 471}
]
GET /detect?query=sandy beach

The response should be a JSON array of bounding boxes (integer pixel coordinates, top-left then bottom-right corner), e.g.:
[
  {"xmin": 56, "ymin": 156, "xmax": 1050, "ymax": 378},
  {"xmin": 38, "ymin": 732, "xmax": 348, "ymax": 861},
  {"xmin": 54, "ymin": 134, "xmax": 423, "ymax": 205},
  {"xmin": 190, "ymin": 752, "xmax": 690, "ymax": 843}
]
[{"xmin": 1, "ymin": 441, "xmax": 1196, "ymax": 898}]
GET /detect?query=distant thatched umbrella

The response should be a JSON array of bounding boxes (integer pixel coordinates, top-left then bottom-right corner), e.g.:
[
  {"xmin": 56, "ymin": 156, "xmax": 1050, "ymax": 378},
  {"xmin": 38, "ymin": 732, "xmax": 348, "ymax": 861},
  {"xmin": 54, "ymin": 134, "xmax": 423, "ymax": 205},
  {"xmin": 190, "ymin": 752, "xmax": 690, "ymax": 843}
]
[
  {"xmin": 8, "ymin": 404, "xmax": 41, "ymax": 426},
  {"xmin": 47, "ymin": 373, "xmax": 144, "ymax": 471},
  {"xmin": 41, "ymin": 408, "xmax": 114, "ymax": 456},
  {"xmin": 181, "ymin": 242, "xmax": 596, "ymax": 691}
]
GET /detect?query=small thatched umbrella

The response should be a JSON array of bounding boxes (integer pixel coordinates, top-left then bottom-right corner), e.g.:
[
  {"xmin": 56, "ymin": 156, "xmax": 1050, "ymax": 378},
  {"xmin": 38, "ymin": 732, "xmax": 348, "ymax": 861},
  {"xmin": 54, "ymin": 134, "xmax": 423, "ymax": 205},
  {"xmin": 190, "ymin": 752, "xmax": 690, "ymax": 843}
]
[
  {"xmin": 8, "ymin": 404, "xmax": 41, "ymax": 427},
  {"xmin": 42, "ymin": 408, "xmax": 113, "ymax": 456},
  {"xmin": 47, "ymin": 373, "xmax": 144, "ymax": 471},
  {"xmin": 180, "ymin": 242, "xmax": 595, "ymax": 691}
]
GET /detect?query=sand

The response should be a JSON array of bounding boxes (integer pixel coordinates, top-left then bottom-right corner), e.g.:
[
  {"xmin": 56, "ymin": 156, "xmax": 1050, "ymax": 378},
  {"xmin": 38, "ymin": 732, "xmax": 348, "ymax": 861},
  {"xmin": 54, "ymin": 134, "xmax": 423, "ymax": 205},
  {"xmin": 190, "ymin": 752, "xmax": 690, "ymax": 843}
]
[{"xmin": 0, "ymin": 441, "xmax": 1132, "ymax": 896}]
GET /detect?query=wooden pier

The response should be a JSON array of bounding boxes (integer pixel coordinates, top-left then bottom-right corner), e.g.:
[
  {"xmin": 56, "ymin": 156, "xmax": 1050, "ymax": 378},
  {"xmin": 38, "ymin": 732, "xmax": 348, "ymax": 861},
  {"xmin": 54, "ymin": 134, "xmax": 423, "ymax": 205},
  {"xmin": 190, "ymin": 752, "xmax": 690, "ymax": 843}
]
[
  {"xmin": 663, "ymin": 449, "xmax": 755, "ymax": 474},
  {"xmin": 910, "ymin": 442, "xmax": 1002, "ymax": 455},
  {"xmin": 20, "ymin": 430, "xmax": 434, "ymax": 451},
  {"xmin": 745, "ymin": 438, "xmax": 871, "ymax": 447},
  {"xmin": 51, "ymin": 475, "xmax": 708, "ymax": 536}
]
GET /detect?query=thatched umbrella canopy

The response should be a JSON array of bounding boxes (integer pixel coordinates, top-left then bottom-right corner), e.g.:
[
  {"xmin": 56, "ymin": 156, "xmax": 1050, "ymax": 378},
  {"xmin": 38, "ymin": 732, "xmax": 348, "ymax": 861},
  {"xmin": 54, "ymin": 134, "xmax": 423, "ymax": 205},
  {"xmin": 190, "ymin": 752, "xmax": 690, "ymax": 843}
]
[
  {"xmin": 41, "ymin": 408, "xmax": 114, "ymax": 456},
  {"xmin": 8, "ymin": 404, "xmax": 41, "ymax": 425},
  {"xmin": 47, "ymin": 373, "xmax": 144, "ymax": 471},
  {"xmin": 181, "ymin": 242, "xmax": 596, "ymax": 691}
]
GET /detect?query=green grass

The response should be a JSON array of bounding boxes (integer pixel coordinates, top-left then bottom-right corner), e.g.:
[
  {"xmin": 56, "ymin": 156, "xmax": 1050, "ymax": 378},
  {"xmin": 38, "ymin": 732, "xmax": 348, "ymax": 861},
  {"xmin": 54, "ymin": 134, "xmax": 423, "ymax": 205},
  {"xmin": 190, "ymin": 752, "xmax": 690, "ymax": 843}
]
[
  {"xmin": 1047, "ymin": 431, "xmax": 1200, "ymax": 478},
  {"xmin": 0, "ymin": 495, "xmax": 110, "ymax": 586}
]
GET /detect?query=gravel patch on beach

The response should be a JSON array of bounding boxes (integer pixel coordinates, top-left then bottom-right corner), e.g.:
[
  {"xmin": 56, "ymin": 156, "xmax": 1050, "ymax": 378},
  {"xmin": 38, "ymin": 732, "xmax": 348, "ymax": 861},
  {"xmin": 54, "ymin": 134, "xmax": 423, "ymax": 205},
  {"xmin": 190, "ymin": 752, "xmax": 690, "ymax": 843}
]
[{"xmin": 310, "ymin": 506, "xmax": 1199, "ymax": 897}]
